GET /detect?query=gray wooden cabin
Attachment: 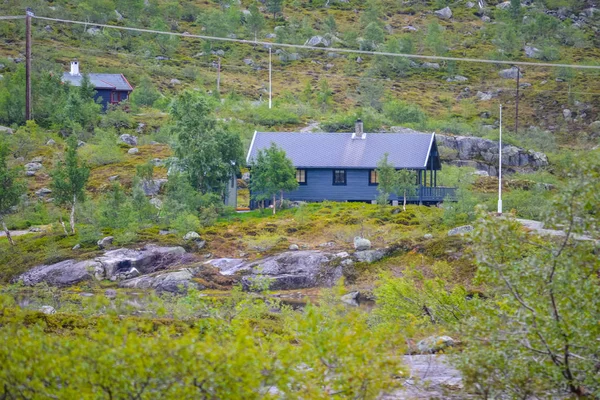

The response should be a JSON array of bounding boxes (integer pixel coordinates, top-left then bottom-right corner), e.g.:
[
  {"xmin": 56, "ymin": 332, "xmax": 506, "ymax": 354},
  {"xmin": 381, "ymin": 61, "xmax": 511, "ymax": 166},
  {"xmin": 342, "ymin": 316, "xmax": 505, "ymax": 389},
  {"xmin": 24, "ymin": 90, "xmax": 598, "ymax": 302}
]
[{"xmin": 246, "ymin": 123, "xmax": 456, "ymax": 209}]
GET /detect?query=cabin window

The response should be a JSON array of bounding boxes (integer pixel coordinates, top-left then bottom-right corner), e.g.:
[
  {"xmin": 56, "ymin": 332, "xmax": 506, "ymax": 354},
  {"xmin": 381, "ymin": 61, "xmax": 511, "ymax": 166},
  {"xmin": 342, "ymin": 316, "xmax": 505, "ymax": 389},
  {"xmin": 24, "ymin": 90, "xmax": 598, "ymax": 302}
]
[
  {"xmin": 296, "ymin": 169, "xmax": 307, "ymax": 185},
  {"xmin": 110, "ymin": 91, "xmax": 119, "ymax": 103},
  {"xmin": 369, "ymin": 170, "xmax": 379, "ymax": 185},
  {"xmin": 333, "ymin": 169, "xmax": 346, "ymax": 185}
]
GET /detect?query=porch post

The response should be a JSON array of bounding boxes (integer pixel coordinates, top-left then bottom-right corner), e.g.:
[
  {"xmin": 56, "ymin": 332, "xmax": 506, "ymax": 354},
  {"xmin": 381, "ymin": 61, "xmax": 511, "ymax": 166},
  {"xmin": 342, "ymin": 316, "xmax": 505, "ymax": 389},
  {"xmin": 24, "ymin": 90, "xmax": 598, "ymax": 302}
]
[{"xmin": 434, "ymin": 170, "xmax": 437, "ymax": 188}]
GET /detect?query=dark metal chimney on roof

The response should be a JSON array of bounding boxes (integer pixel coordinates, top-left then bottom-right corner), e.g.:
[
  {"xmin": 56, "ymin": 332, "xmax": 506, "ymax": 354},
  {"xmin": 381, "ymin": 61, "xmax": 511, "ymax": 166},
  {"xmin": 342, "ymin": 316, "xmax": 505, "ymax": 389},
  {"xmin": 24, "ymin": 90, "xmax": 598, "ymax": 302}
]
[{"xmin": 353, "ymin": 119, "xmax": 365, "ymax": 139}]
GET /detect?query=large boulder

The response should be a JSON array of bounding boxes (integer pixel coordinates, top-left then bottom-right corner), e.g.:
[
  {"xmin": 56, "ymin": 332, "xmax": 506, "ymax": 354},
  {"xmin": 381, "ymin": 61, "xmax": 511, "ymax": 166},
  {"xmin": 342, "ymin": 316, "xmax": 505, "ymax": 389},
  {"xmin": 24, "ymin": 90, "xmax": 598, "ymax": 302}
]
[
  {"xmin": 437, "ymin": 134, "xmax": 549, "ymax": 176},
  {"xmin": 304, "ymin": 36, "xmax": 331, "ymax": 47},
  {"xmin": 434, "ymin": 6, "xmax": 453, "ymax": 19},
  {"xmin": 354, "ymin": 249, "xmax": 387, "ymax": 263},
  {"xmin": 16, "ymin": 245, "xmax": 188, "ymax": 286},
  {"xmin": 119, "ymin": 268, "xmax": 200, "ymax": 293},
  {"xmin": 416, "ymin": 336, "xmax": 456, "ymax": 354},
  {"xmin": 118, "ymin": 134, "xmax": 138, "ymax": 146},
  {"xmin": 353, "ymin": 237, "xmax": 372, "ymax": 251},
  {"xmin": 207, "ymin": 251, "xmax": 343, "ymax": 291},
  {"xmin": 448, "ymin": 225, "xmax": 474, "ymax": 236},
  {"xmin": 141, "ymin": 179, "xmax": 167, "ymax": 196}
]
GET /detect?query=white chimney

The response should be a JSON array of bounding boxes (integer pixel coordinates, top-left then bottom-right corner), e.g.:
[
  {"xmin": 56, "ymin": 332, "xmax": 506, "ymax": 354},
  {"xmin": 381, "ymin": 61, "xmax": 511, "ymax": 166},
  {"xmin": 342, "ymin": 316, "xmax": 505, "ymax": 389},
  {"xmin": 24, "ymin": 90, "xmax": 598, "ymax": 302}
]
[
  {"xmin": 70, "ymin": 60, "xmax": 80, "ymax": 76},
  {"xmin": 352, "ymin": 119, "xmax": 365, "ymax": 139}
]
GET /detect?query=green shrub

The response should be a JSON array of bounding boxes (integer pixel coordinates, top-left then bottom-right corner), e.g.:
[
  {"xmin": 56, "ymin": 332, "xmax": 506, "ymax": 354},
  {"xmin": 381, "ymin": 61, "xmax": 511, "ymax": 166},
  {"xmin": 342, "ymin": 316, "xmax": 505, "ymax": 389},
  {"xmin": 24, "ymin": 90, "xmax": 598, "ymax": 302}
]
[
  {"xmin": 383, "ymin": 100, "xmax": 427, "ymax": 126},
  {"xmin": 80, "ymin": 129, "xmax": 124, "ymax": 166},
  {"xmin": 248, "ymin": 105, "xmax": 300, "ymax": 126}
]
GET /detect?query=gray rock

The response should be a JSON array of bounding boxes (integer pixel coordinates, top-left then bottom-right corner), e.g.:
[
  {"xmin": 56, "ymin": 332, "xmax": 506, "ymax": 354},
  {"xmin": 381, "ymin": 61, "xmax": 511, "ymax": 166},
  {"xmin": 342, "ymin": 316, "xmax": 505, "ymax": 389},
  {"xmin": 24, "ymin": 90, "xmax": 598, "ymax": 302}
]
[
  {"xmin": 194, "ymin": 240, "xmax": 206, "ymax": 250},
  {"xmin": 87, "ymin": 27, "xmax": 101, "ymax": 36},
  {"xmin": 423, "ymin": 233, "xmax": 433, "ymax": 239},
  {"xmin": 127, "ymin": 147, "xmax": 139, "ymax": 155},
  {"xmin": 289, "ymin": 244, "xmax": 299, "ymax": 251},
  {"xmin": 437, "ymin": 134, "xmax": 549, "ymax": 176},
  {"xmin": 422, "ymin": 62, "xmax": 440, "ymax": 70},
  {"xmin": 35, "ymin": 187, "xmax": 52, "ymax": 197},
  {"xmin": 466, "ymin": 1, "xmax": 475, "ymax": 8},
  {"xmin": 214, "ymin": 49, "xmax": 225, "ymax": 56},
  {"xmin": 242, "ymin": 9, "xmax": 252, "ymax": 16},
  {"xmin": 104, "ymin": 289, "xmax": 117, "ymax": 299},
  {"xmin": 97, "ymin": 236, "xmax": 114, "ymax": 249},
  {"xmin": 118, "ymin": 134, "xmax": 138, "ymax": 146},
  {"xmin": 25, "ymin": 162, "xmax": 43, "ymax": 172},
  {"xmin": 481, "ymin": 15, "xmax": 491, "ymax": 22},
  {"xmin": 340, "ymin": 291, "xmax": 359, "ymax": 306},
  {"xmin": 446, "ymin": 75, "xmax": 468, "ymax": 82},
  {"xmin": 72, "ymin": 244, "xmax": 81, "ymax": 250},
  {"xmin": 448, "ymin": 225, "xmax": 474, "ymax": 236},
  {"xmin": 120, "ymin": 268, "xmax": 200, "ymax": 293},
  {"xmin": 170, "ymin": 78, "xmax": 181, "ymax": 85},
  {"xmin": 17, "ymin": 259, "xmax": 101, "ymax": 286},
  {"xmin": 265, "ymin": 33, "xmax": 276, "ymax": 39},
  {"xmin": 327, "ymin": 52, "xmax": 341, "ymax": 58},
  {"xmin": 183, "ymin": 231, "xmax": 201, "ymax": 241},
  {"xmin": 149, "ymin": 197, "xmax": 163, "ymax": 209},
  {"xmin": 354, "ymin": 249, "xmax": 386, "ymax": 263},
  {"xmin": 77, "ymin": 140, "xmax": 86, "ymax": 147},
  {"xmin": 334, "ymin": 251, "xmax": 350, "ymax": 258},
  {"xmin": 476, "ymin": 91, "xmax": 495, "ymax": 101},
  {"xmin": 26, "ymin": 170, "xmax": 36, "ymax": 177},
  {"xmin": 403, "ymin": 25, "xmax": 418, "ymax": 32},
  {"xmin": 108, "ymin": 175, "xmax": 120, "ymax": 182},
  {"xmin": 114, "ymin": 9, "xmax": 123, "ymax": 21},
  {"xmin": 562, "ymin": 109, "xmax": 572, "ymax": 120},
  {"xmin": 243, "ymin": 58, "xmax": 254, "ymax": 65},
  {"xmin": 305, "ymin": 35, "xmax": 331, "ymax": 47},
  {"xmin": 151, "ymin": 158, "xmax": 164, "ymax": 167},
  {"xmin": 155, "ymin": 56, "xmax": 170, "ymax": 61},
  {"xmin": 524, "ymin": 45, "xmax": 541, "ymax": 58},
  {"xmin": 434, "ymin": 6, "xmax": 453, "ymax": 19},
  {"xmin": 416, "ymin": 336, "xmax": 456, "ymax": 354},
  {"xmin": 40, "ymin": 305, "xmax": 56, "ymax": 315},
  {"xmin": 498, "ymin": 67, "xmax": 523, "ymax": 79},
  {"xmin": 136, "ymin": 123, "xmax": 146, "ymax": 134},
  {"xmin": 30, "ymin": 156, "xmax": 43, "ymax": 163},
  {"xmin": 353, "ymin": 237, "xmax": 372, "ymax": 251},
  {"xmin": 141, "ymin": 179, "xmax": 167, "ymax": 196},
  {"xmin": 46, "ymin": 139, "xmax": 56, "ymax": 146},
  {"xmin": 496, "ymin": 1, "xmax": 510, "ymax": 9},
  {"xmin": 319, "ymin": 241, "xmax": 336, "ymax": 248},
  {"xmin": 210, "ymin": 251, "xmax": 342, "ymax": 291},
  {"xmin": 94, "ymin": 245, "xmax": 186, "ymax": 281}
]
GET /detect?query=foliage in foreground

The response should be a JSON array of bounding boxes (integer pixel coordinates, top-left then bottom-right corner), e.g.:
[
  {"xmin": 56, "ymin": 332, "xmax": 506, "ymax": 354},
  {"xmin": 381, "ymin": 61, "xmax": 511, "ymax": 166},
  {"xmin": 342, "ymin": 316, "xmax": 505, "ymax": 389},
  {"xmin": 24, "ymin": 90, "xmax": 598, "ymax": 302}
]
[{"xmin": 0, "ymin": 288, "xmax": 405, "ymax": 399}]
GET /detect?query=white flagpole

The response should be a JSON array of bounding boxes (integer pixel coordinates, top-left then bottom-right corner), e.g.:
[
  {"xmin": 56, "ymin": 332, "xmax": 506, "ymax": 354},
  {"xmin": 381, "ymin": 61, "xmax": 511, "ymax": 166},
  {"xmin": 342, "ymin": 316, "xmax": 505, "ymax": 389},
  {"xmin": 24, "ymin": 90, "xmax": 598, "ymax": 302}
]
[
  {"xmin": 498, "ymin": 104, "xmax": 503, "ymax": 214},
  {"xmin": 269, "ymin": 47, "xmax": 272, "ymax": 109}
]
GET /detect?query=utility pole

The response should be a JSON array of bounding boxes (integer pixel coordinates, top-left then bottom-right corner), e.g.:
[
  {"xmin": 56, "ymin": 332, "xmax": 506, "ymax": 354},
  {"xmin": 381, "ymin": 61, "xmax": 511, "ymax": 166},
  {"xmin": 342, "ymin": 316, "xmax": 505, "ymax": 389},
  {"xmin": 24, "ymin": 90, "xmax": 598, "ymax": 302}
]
[
  {"xmin": 216, "ymin": 57, "xmax": 221, "ymax": 93},
  {"xmin": 498, "ymin": 104, "xmax": 503, "ymax": 215},
  {"xmin": 25, "ymin": 7, "xmax": 34, "ymax": 121},
  {"xmin": 514, "ymin": 66, "xmax": 520, "ymax": 136},
  {"xmin": 268, "ymin": 47, "xmax": 272, "ymax": 109}
]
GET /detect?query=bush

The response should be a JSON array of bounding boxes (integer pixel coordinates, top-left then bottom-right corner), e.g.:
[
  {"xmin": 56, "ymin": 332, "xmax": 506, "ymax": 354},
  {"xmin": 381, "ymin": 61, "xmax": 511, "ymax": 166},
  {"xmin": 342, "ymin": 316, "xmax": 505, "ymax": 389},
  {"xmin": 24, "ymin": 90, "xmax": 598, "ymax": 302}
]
[
  {"xmin": 383, "ymin": 100, "xmax": 427, "ymax": 126},
  {"xmin": 248, "ymin": 105, "xmax": 300, "ymax": 126},
  {"xmin": 80, "ymin": 129, "xmax": 124, "ymax": 166},
  {"xmin": 171, "ymin": 212, "xmax": 201, "ymax": 234}
]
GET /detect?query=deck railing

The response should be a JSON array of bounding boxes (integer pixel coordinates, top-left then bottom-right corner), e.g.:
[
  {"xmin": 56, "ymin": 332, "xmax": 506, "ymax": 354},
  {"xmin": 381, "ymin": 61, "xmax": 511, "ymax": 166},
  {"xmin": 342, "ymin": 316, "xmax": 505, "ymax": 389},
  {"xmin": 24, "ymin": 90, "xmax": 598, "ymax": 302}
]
[{"xmin": 414, "ymin": 186, "xmax": 457, "ymax": 202}]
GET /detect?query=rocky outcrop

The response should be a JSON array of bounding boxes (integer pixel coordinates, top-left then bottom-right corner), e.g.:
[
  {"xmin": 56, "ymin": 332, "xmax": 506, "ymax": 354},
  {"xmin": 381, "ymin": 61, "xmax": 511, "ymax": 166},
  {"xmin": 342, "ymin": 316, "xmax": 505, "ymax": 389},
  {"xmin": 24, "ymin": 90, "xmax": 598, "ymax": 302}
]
[
  {"xmin": 16, "ymin": 245, "xmax": 187, "ymax": 286},
  {"xmin": 304, "ymin": 36, "xmax": 330, "ymax": 47},
  {"xmin": 119, "ymin": 268, "xmax": 200, "ymax": 293},
  {"xmin": 434, "ymin": 6, "xmax": 452, "ymax": 19},
  {"xmin": 437, "ymin": 134, "xmax": 549, "ymax": 176},
  {"xmin": 118, "ymin": 134, "xmax": 138, "ymax": 146}
]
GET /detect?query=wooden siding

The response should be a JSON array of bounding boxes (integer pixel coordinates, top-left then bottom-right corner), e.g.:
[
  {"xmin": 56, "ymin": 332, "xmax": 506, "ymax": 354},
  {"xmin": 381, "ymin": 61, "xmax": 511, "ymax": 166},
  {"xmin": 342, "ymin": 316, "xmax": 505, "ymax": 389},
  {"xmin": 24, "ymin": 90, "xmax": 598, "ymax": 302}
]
[{"xmin": 94, "ymin": 89, "xmax": 130, "ymax": 111}]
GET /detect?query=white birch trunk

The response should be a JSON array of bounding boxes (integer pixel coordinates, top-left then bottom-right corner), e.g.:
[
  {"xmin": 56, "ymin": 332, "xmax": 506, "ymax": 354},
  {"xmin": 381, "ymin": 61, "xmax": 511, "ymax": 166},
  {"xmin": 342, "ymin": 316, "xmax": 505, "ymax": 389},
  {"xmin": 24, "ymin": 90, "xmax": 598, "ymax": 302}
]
[
  {"xmin": 1, "ymin": 218, "xmax": 15, "ymax": 246},
  {"xmin": 70, "ymin": 194, "xmax": 77, "ymax": 235}
]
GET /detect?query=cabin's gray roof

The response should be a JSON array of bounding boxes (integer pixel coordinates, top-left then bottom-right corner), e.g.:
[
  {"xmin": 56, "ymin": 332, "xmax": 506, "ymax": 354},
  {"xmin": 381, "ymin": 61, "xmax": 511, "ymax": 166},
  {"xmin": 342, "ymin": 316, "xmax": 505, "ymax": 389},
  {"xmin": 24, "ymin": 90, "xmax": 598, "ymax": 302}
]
[
  {"xmin": 61, "ymin": 73, "xmax": 133, "ymax": 91},
  {"xmin": 246, "ymin": 130, "xmax": 435, "ymax": 169}
]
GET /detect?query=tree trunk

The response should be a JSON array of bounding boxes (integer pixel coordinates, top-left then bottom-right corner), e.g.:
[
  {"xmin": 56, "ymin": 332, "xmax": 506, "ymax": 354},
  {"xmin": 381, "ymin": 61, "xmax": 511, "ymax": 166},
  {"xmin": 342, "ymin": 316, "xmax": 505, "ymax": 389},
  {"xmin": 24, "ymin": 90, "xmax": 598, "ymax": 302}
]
[
  {"xmin": 70, "ymin": 195, "xmax": 76, "ymax": 235},
  {"xmin": 59, "ymin": 217, "xmax": 68, "ymax": 236},
  {"xmin": 403, "ymin": 189, "xmax": 407, "ymax": 211},
  {"xmin": 272, "ymin": 194, "xmax": 277, "ymax": 215},
  {"xmin": 1, "ymin": 218, "xmax": 15, "ymax": 246},
  {"xmin": 280, "ymin": 190, "xmax": 283, "ymax": 207}
]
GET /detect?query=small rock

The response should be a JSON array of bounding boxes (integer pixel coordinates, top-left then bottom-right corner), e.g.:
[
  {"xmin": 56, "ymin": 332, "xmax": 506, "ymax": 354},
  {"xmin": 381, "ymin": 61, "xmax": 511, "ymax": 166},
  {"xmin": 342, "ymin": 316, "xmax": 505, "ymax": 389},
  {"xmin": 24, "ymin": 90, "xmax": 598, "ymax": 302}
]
[
  {"xmin": 481, "ymin": 15, "xmax": 491, "ymax": 22},
  {"xmin": 128, "ymin": 147, "xmax": 139, "ymax": 155},
  {"xmin": 498, "ymin": 67, "xmax": 523, "ymax": 79},
  {"xmin": 141, "ymin": 179, "xmax": 167, "ymax": 196},
  {"xmin": 265, "ymin": 33, "xmax": 276, "ymax": 39},
  {"xmin": 108, "ymin": 175, "xmax": 120, "ymax": 182},
  {"xmin": 289, "ymin": 244, "xmax": 299, "ymax": 251},
  {"xmin": 496, "ymin": 1, "xmax": 510, "ymax": 9},
  {"xmin": 170, "ymin": 78, "xmax": 181, "ymax": 85},
  {"xmin": 26, "ymin": 170, "xmax": 36, "ymax": 177},
  {"xmin": 434, "ymin": 6, "xmax": 453, "ymax": 19},
  {"xmin": 340, "ymin": 291, "xmax": 359, "ymax": 306},
  {"xmin": 448, "ymin": 225, "xmax": 474, "ymax": 236},
  {"xmin": 118, "ymin": 134, "xmax": 138, "ymax": 146},
  {"xmin": 194, "ymin": 240, "xmax": 206, "ymax": 250},
  {"xmin": 77, "ymin": 140, "xmax": 86, "ymax": 147},
  {"xmin": 466, "ymin": 1, "xmax": 475, "ymax": 8},
  {"xmin": 183, "ymin": 231, "xmax": 201, "ymax": 241},
  {"xmin": 422, "ymin": 62, "xmax": 440, "ymax": 70},
  {"xmin": 353, "ymin": 237, "xmax": 372, "ymax": 251},
  {"xmin": 97, "ymin": 236, "xmax": 114, "ymax": 249},
  {"xmin": 44, "ymin": 25, "xmax": 53, "ymax": 32},
  {"xmin": 524, "ymin": 45, "xmax": 541, "ymax": 59},
  {"xmin": 243, "ymin": 58, "xmax": 253, "ymax": 66},
  {"xmin": 72, "ymin": 244, "xmax": 81, "ymax": 250},
  {"xmin": 149, "ymin": 198, "xmax": 163, "ymax": 209},
  {"xmin": 423, "ymin": 234, "xmax": 433, "ymax": 239},
  {"xmin": 40, "ymin": 305, "xmax": 56, "ymax": 315},
  {"xmin": 562, "ymin": 109, "xmax": 572, "ymax": 120},
  {"xmin": 155, "ymin": 56, "xmax": 170, "ymax": 61},
  {"xmin": 356, "ymin": 57, "xmax": 363, "ymax": 63},
  {"xmin": 136, "ymin": 123, "xmax": 146, "ymax": 134},
  {"xmin": 334, "ymin": 251, "xmax": 350, "ymax": 258},
  {"xmin": 35, "ymin": 188, "xmax": 52, "ymax": 197},
  {"xmin": 25, "ymin": 162, "xmax": 43, "ymax": 172},
  {"xmin": 354, "ymin": 249, "xmax": 386, "ymax": 263},
  {"xmin": 104, "ymin": 289, "xmax": 117, "ymax": 299},
  {"xmin": 87, "ymin": 27, "xmax": 101, "ymax": 36},
  {"xmin": 46, "ymin": 139, "xmax": 56, "ymax": 146},
  {"xmin": 416, "ymin": 336, "xmax": 456, "ymax": 354},
  {"xmin": 151, "ymin": 158, "xmax": 164, "ymax": 167},
  {"xmin": 325, "ymin": 63, "xmax": 334, "ymax": 70},
  {"xmin": 446, "ymin": 75, "xmax": 468, "ymax": 82},
  {"xmin": 159, "ymin": 229, "xmax": 175, "ymax": 236},
  {"xmin": 403, "ymin": 25, "xmax": 418, "ymax": 32},
  {"xmin": 319, "ymin": 241, "xmax": 336, "ymax": 248},
  {"xmin": 114, "ymin": 9, "xmax": 123, "ymax": 21}
]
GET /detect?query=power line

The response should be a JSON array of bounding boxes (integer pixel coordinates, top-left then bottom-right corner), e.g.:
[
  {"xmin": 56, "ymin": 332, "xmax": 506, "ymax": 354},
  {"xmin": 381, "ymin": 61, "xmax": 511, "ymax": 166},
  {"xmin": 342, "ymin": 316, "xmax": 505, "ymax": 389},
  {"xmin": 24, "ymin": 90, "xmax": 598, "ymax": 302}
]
[
  {"xmin": 0, "ymin": 15, "xmax": 24, "ymax": 20},
  {"xmin": 31, "ymin": 15, "xmax": 600, "ymax": 70}
]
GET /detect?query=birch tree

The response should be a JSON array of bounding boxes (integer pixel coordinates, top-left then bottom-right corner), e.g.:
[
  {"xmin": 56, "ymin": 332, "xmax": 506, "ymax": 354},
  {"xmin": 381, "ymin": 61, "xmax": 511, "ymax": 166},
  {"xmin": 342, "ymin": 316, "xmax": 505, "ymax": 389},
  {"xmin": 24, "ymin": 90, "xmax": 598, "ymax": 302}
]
[
  {"xmin": 51, "ymin": 136, "xmax": 90, "ymax": 234},
  {"xmin": 0, "ymin": 140, "xmax": 24, "ymax": 245}
]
